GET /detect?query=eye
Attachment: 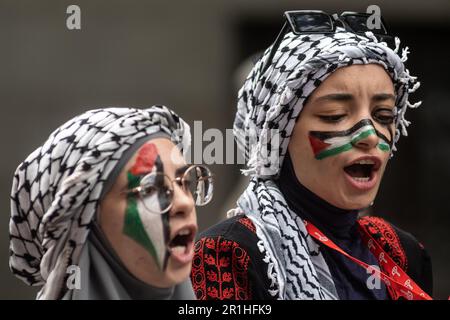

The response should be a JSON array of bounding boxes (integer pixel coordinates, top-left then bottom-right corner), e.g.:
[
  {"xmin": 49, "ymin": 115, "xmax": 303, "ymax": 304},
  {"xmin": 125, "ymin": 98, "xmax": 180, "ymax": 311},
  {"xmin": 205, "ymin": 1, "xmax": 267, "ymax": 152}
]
[
  {"xmin": 318, "ymin": 114, "xmax": 346, "ymax": 123},
  {"xmin": 373, "ymin": 108, "xmax": 396, "ymax": 125},
  {"xmin": 141, "ymin": 185, "xmax": 157, "ymax": 197},
  {"xmin": 182, "ymin": 178, "xmax": 193, "ymax": 187}
]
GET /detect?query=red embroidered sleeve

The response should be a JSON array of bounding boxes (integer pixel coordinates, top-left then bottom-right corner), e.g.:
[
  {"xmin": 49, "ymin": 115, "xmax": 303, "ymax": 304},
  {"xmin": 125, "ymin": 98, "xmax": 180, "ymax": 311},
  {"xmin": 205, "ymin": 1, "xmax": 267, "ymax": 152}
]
[{"xmin": 191, "ymin": 235, "xmax": 252, "ymax": 300}]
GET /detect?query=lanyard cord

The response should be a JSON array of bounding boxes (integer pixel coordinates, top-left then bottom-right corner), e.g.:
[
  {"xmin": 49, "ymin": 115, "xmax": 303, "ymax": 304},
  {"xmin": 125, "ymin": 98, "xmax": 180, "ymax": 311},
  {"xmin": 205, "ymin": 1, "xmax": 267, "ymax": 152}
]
[{"xmin": 304, "ymin": 220, "xmax": 432, "ymax": 300}]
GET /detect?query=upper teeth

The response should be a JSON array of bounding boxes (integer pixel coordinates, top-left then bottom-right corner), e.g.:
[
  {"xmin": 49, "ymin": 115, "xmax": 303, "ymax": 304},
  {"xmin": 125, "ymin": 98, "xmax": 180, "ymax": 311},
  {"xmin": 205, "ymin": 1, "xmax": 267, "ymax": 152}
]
[
  {"xmin": 178, "ymin": 229, "xmax": 191, "ymax": 236},
  {"xmin": 355, "ymin": 159, "xmax": 374, "ymax": 165}
]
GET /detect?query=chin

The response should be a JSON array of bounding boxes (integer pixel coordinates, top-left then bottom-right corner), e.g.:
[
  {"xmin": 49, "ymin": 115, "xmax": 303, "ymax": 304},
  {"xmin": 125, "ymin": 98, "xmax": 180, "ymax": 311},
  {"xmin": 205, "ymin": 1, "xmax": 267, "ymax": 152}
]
[
  {"xmin": 164, "ymin": 261, "xmax": 192, "ymax": 285},
  {"xmin": 338, "ymin": 193, "xmax": 376, "ymax": 210},
  {"xmin": 333, "ymin": 179, "xmax": 380, "ymax": 210}
]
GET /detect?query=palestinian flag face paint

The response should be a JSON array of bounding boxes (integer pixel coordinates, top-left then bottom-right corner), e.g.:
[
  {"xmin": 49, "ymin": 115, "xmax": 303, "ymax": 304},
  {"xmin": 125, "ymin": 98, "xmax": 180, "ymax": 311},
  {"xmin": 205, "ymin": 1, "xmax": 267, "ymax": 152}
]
[
  {"xmin": 309, "ymin": 119, "xmax": 392, "ymax": 160},
  {"xmin": 123, "ymin": 142, "xmax": 171, "ymax": 271}
]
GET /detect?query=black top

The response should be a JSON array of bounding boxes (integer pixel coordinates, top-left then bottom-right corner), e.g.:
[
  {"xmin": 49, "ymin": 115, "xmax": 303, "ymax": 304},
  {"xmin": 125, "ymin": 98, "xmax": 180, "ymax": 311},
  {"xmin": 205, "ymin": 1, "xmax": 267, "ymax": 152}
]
[
  {"xmin": 277, "ymin": 152, "xmax": 388, "ymax": 299},
  {"xmin": 192, "ymin": 214, "xmax": 433, "ymax": 300},
  {"xmin": 191, "ymin": 155, "xmax": 433, "ymax": 300}
]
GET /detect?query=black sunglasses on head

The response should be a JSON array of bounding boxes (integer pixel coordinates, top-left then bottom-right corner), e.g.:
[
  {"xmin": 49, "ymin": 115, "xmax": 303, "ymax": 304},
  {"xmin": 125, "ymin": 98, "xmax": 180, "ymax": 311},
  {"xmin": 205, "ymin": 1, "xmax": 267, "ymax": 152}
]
[{"xmin": 261, "ymin": 10, "xmax": 394, "ymax": 74}]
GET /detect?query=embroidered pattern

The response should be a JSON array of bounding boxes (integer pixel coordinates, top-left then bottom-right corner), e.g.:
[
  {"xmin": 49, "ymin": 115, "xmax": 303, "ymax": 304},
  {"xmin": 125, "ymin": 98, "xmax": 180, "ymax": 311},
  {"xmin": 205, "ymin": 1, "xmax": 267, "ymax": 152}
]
[
  {"xmin": 238, "ymin": 216, "xmax": 256, "ymax": 233},
  {"xmin": 191, "ymin": 236, "xmax": 251, "ymax": 300},
  {"xmin": 358, "ymin": 216, "xmax": 408, "ymax": 271}
]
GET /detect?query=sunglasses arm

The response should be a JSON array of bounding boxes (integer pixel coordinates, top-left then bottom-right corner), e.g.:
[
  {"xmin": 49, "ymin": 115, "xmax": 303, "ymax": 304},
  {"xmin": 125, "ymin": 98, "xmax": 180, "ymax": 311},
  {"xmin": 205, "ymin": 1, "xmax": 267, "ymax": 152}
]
[{"xmin": 261, "ymin": 22, "xmax": 289, "ymax": 74}]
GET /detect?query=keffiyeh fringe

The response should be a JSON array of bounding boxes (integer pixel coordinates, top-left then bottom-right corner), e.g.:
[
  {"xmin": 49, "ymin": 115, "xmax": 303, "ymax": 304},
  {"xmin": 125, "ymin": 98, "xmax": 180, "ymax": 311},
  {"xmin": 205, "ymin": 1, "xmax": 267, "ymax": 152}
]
[{"xmin": 228, "ymin": 179, "xmax": 338, "ymax": 300}]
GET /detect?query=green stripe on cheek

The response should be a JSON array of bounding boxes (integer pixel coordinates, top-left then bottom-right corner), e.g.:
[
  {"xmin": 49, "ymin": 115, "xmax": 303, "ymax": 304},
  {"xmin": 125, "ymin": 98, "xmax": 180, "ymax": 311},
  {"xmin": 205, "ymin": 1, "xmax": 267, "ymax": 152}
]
[
  {"xmin": 127, "ymin": 171, "xmax": 140, "ymax": 189},
  {"xmin": 350, "ymin": 129, "xmax": 377, "ymax": 144},
  {"xmin": 123, "ymin": 196, "xmax": 161, "ymax": 269},
  {"xmin": 315, "ymin": 129, "xmax": 391, "ymax": 159},
  {"xmin": 315, "ymin": 143, "xmax": 353, "ymax": 160},
  {"xmin": 377, "ymin": 142, "xmax": 390, "ymax": 152}
]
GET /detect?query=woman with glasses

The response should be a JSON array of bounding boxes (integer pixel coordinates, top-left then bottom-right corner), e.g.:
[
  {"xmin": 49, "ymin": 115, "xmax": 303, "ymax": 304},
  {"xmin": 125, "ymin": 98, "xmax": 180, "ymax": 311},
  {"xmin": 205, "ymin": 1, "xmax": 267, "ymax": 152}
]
[
  {"xmin": 9, "ymin": 106, "xmax": 213, "ymax": 299},
  {"xmin": 191, "ymin": 11, "xmax": 432, "ymax": 300}
]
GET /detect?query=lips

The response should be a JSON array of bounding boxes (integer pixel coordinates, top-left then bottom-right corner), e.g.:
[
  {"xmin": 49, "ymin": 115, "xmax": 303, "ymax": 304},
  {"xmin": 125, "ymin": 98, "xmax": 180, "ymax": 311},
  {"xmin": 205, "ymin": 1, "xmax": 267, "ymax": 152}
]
[
  {"xmin": 168, "ymin": 224, "xmax": 197, "ymax": 264},
  {"xmin": 343, "ymin": 156, "xmax": 381, "ymax": 191}
]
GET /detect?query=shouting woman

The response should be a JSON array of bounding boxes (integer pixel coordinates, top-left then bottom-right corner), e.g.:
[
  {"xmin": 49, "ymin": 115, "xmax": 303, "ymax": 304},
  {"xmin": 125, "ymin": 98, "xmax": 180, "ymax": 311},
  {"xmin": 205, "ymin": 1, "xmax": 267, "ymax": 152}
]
[
  {"xmin": 191, "ymin": 11, "xmax": 432, "ymax": 300},
  {"xmin": 9, "ymin": 106, "xmax": 213, "ymax": 299}
]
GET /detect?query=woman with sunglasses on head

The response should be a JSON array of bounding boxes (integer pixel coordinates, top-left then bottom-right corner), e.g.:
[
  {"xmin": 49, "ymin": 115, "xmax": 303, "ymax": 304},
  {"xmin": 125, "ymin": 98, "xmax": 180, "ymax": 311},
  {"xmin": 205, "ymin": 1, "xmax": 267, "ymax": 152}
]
[
  {"xmin": 9, "ymin": 106, "xmax": 213, "ymax": 299},
  {"xmin": 191, "ymin": 11, "xmax": 432, "ymax": 300}
]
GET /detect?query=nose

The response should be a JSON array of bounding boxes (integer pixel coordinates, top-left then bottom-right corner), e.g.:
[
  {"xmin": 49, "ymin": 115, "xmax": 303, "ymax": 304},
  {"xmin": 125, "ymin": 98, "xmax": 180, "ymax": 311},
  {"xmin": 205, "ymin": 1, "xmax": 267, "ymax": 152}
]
[
  {"xmin": 169, "ymin": 181, "xmax": 195, "ymax": 217},
  {"xmin": 351, "ymin": 126, "xmax": 379, "ymax": 150}
]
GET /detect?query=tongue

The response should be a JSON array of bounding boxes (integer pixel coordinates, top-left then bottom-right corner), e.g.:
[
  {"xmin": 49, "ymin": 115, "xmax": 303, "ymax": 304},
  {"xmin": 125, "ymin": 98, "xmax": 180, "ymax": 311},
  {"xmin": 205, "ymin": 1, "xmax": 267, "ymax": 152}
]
[
  {"xmin": 171, "ymin": 245, "xmax": 187, "ymax": 254},
  {"xmin": 344, "ymin": 164, "xmax": 371, "ymax": 178}
]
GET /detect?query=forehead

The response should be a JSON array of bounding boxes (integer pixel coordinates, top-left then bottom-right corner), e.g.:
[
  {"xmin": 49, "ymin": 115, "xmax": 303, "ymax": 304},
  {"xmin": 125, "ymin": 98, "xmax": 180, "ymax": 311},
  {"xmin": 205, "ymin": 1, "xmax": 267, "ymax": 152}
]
[
  {"xmin": 126, "ymin": 138, "xmax": 186, "ymax": 175},
  {"xmin": 314, "ymin": 64, "xmax": 395, "ymax": 94}
]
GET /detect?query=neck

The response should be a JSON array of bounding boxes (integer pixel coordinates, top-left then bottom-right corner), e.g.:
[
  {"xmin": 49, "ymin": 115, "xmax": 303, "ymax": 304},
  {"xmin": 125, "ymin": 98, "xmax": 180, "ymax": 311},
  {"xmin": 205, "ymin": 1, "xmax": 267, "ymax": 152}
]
[{"xmin": 277, "ymin": 153, "xmax": 359, "ymax": 239}]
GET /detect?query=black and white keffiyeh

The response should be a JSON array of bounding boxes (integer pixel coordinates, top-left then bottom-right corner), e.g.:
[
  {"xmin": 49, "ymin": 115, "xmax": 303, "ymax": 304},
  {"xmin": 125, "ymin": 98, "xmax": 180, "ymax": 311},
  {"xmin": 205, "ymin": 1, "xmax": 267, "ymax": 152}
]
[
  {"xmin": 229, "ymin": 180, "xmax": 339, "ymax": 300},
  {"xmin": 9, "ymin": 106, "xmax": 191, "ymax": 299},
  {"xmin": 234, "ymin": 29, "xmax": 421, "ymax": 178},
  {"xmin": 230, "ymin": 30, "xmax": 421, "ymax": 299}
]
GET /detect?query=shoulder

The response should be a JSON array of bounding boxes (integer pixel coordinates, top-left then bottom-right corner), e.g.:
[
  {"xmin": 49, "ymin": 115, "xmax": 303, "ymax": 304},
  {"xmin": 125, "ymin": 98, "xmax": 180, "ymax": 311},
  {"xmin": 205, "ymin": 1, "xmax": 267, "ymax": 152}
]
[
  {"xmin": 195, "ymin": 214, "xmax": 262, "ymax": 268},
  {"xmin": 191, "ymin": 215, "xmax": 272, "ymax": 300},
  {"xmin": 199, "ymin": 214, "xmax": 258, "ymax": 245},
  {"xmin": 358, "ymin": 215, "xmax": 433, "ymax": 296}
]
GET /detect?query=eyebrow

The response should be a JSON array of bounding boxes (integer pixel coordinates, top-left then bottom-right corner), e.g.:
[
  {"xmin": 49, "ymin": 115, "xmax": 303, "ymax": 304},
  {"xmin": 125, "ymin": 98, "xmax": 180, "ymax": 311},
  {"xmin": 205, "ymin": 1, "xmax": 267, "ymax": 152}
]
[
  {"xmin": 315, "ymin": 93, "xmax": 353, "ymax": 102},
  {"xmin": 175, "ymin": 164, "xmax": 190, "ymax": 177},
  {"xmin": 314, "ymin": 93, "xmax": 396, "ymax": 103},
  {"xmin": 372, "ymin": 93, "xmax": 396, "ymax": 102}
]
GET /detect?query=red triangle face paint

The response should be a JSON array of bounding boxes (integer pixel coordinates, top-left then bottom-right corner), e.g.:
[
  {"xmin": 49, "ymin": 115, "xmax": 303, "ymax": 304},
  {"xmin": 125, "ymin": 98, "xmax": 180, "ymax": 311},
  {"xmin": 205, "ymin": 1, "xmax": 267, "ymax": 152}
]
[
  {"xmin": 130, "ymin": 142, "xmax": 158, "ymax": 176},
  {"xmin": 308, "ymin": 134, "xmax": 331, "ymax": 157}
]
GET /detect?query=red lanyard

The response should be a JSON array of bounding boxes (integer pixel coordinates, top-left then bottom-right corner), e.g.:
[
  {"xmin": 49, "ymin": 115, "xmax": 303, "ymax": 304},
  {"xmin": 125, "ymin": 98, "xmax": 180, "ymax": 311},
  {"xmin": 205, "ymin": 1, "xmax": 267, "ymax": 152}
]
[{"xmin": 304, "ymin": 220, "xmax": 432, "ymax": 300}]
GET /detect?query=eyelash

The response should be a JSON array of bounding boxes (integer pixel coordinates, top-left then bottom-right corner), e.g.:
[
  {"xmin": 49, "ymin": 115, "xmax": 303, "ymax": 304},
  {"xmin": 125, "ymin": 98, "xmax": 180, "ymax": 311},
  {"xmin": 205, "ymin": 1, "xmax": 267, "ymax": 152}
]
[
  {"xmin": 318, "ymin": 109, "xmax": 396, "ymax": 125},
  {"xmin": 318, "ymin": 114, "xmax": 346, "ymax": 123},
  {"xmin": 373, "ymin": 109, "xmax": 396, "ymax": 125}
]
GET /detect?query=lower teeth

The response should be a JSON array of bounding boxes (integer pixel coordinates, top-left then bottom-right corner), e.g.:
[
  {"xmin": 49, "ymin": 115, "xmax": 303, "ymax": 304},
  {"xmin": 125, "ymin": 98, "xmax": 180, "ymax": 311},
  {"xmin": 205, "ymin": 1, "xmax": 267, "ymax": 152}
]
[
  {"xmin": 352, "ymin": 177, "xmax": 370, "ymax": 182},
  {"xmin": 171, "ymin": 245, "xmax": 186, "ymax": 254}
]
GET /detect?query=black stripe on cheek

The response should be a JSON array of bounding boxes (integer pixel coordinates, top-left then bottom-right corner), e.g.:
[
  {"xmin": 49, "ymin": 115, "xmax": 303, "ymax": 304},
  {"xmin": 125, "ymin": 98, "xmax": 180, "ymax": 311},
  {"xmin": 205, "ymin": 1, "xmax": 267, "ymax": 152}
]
[
  {"xmin": 155, "ymin": 155, "xmax": 164, "ymax": 174},
  {"xmin": 154, "ymin": 155, "xmax": 171, "ymax": 211},
  {"xmin": 375, "ymin": 128, "xmax": 393, "ymax": 146},
  {"xmin": 309, "ymin": 119, "xmax": 375, "ymax": 140},
  {"xmin": 154, "ymin": 155, "xmax": 171, "ymax": 271}
]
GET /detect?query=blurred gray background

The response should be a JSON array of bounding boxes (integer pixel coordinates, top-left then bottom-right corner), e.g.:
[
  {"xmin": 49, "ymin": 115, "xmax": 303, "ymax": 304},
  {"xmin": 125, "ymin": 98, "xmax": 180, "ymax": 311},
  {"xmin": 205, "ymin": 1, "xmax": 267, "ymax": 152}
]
[{"xmin": 1, "ymin": 0, "xmax": 449, "ymax": 299}]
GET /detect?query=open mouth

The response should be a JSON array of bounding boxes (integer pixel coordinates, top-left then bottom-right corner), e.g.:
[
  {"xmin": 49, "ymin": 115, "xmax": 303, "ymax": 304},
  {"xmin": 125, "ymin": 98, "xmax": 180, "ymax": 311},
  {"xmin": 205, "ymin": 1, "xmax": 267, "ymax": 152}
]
[
  {"xmin": 168, "ymin": 225, "xmax": 197, "ymax": 264},
  {"xmin": 343, "ymin": 157, "xmax": 381, "ymax": 189}
]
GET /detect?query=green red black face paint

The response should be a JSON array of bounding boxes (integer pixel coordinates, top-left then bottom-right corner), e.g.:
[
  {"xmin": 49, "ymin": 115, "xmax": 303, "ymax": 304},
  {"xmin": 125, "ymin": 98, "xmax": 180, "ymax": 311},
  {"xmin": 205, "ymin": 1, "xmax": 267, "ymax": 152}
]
[
  {"xmin": 308, "ymin": 119, "xmax": 393, "ymax": 160},
  {"xmin": 123, "ymin": 142, "xmax": 170, "ymax": 271}
]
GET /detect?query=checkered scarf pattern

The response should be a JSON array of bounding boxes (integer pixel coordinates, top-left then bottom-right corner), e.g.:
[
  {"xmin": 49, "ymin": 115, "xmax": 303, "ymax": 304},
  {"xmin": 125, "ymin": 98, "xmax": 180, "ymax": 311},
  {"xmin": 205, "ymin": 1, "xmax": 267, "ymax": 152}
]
[
  {"xmin": 9, "ymin": 106, "xmax": 191, "ymax": 299},
  {"xmin": 234, "ymin": 29, "xmax": 421, "ymax": 177},
  {"xmin": 231, "ymin": 29, "xmax": 421, "ymax": 299}
]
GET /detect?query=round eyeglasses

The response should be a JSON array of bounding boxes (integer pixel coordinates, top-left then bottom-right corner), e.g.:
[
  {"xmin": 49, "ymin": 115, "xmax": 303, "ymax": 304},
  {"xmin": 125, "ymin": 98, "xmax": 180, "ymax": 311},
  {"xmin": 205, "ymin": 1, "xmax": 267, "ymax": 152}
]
[{"xmin": 124, "ymin": 164, "xmax": 214, "ymax": 214}]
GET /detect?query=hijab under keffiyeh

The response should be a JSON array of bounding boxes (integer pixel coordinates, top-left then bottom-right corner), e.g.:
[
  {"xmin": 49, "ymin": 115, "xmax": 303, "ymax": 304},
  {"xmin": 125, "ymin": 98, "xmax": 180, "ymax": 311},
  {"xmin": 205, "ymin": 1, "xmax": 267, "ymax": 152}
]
[
  {"xmin": 229, "ymin": 29, "xmax": 421, "ymax": 299},
  {"xmin": 9, "ymin": 106, "xmax": 191, "ymax": 299}
]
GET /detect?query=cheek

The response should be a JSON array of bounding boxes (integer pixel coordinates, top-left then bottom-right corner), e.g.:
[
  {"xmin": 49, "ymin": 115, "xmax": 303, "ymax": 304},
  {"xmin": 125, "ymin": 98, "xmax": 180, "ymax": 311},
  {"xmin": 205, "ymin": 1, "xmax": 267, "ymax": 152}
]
[
  {"xmin": 379, "ymin": 153, "xmax": 391, "ymax": 176},
  {"xmin": 99, "ymin": 197, "xmax": 127, "ymax": 236},
  {"xmin": 123, "ymin": 197, "xmax": 170, "ymax": 270},
  {"xmin": 313, "ymin": 158, "xmax": 342, "ymax": 186},
  {"xmin": 308, "ymin": 134, "xmax": 328, "ymax": 159}
]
